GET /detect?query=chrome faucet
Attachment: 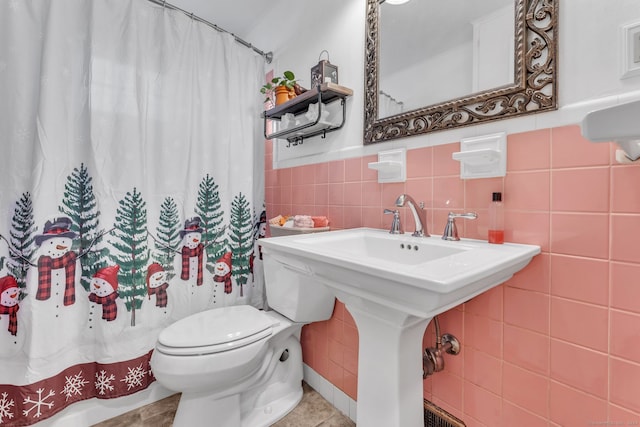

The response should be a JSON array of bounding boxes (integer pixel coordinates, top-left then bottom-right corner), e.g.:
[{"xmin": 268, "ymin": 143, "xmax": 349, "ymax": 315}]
[
  {"xmin": 442, "ymin": 212, "xmax": 478, "ymax": 241},
  {"xmin": 383, "ymin": 209, "xmax": 403, "ymax": 234},
  {"xmin": 395, "ymin": 194, "xmax": 429, "ymax": 237}
]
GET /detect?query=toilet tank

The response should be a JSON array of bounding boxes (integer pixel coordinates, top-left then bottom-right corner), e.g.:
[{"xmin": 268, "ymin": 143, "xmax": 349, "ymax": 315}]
[{"xmin": 262, "ymin": 226, "xmax": 335, "ymax": 322}]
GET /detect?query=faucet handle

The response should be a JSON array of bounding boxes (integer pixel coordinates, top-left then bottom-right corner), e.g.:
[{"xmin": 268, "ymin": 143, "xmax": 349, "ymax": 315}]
[
  {"xmin": 384, "ymin": 209, "xmax": 404, "ymax": 234},
  {"xmin": 442, "ymin": 212, "xmax": 478, "ymax": 241}
]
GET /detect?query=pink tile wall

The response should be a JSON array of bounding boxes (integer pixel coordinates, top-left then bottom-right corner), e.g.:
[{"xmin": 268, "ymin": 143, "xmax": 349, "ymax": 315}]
[{"xmin": 264, "ymin": 125, "xmax": 640, "ymax": 425}]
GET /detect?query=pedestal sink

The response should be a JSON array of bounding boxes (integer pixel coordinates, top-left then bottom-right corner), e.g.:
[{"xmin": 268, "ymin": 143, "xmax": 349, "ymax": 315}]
[{"xmin": 260, "ymin": 228, "xmax": 540, "ymax": 427}]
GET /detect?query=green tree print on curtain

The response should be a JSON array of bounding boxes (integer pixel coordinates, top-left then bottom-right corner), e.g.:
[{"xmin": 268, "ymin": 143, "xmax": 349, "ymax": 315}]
[
  {"xmin": 229, "ymin": 193, "xmax": 253, "ymax": 297},
  {"xmin": 109, "ymin": 188, "xmax": 149, "ymax": 327},
  {"xmin": 59, "ymin": 163, "xmax": 109, "ymax": 291},
  {"xmin": 7, "ymin": 192, "xmax": 36, "ymax": 300},
  {"xmin": 153, "ymin": 197, "xmax": 180, "ymax": 281},
  {"xmin": 195, "ymin": 174, "xmax": 227, "ymax": 273}
]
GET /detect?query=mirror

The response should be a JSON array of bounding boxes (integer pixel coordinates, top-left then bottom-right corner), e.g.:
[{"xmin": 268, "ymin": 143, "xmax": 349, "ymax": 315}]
[
  {"xmin": 364, "ymin": 0, "xmax": 558, "ymax": 145},
  {"xmin": 379, "ymin": 0, "xmax": 515, "ymax": 116}
]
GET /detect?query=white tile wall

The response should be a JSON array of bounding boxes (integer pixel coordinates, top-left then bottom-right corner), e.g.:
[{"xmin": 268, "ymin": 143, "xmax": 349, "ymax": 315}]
[{"xmin": 303, "ymin": 363, "xmax": 357, "ymax": 423}]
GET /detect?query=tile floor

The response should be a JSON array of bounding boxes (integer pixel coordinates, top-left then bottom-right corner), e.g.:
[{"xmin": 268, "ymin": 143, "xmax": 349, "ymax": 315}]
[{"xmin": 92, "ymin": 382, "xmax": 355, "ymax": 427}]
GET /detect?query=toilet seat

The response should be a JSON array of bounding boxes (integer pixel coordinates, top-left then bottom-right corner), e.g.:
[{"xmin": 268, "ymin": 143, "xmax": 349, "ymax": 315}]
[{"xmin": 156, "ymin": 305, "xmax": 277, "ymax": 356}]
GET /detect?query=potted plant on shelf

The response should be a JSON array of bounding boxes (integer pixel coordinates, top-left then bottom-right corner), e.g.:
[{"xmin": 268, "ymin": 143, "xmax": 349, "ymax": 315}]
[{"xmin": 261, "ymin": 70, "xmax": 298, "ymax": 107}]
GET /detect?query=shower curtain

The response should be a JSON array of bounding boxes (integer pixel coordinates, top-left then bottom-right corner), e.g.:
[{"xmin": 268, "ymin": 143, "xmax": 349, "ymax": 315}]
[{"xmin": 0, "ymin": 0, "xmax": 266, "ymax": 425}]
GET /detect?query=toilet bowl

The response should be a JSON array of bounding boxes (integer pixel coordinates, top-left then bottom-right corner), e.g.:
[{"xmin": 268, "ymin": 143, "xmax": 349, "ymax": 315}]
[{"xmin": 151, "ymin": 246, "xmax": 335, "ymax": 427}]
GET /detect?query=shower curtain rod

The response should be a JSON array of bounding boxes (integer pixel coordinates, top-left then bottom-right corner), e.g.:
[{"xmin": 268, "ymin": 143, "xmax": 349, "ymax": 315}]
[
  {"xmin": 147, "ymin": 0, "xmax": 273, "ymax": 63},
  {"xmin": 379, "ymin": 90, "xmax": 404, "ymax": 105}
]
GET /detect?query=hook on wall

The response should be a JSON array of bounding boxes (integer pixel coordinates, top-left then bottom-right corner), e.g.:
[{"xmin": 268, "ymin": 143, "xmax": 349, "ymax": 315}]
[{"xmin": 285, "ymin": 137, "xmax": 304, "ymax": 148}]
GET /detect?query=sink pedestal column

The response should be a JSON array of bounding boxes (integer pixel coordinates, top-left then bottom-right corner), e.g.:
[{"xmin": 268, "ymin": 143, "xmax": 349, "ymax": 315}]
[{"xmin": 345, "ymin": 301, "xmax": 431, "ymax": 427}]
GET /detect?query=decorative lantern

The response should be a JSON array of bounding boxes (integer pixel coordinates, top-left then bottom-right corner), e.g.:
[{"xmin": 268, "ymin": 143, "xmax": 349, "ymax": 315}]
[{"xmin": 311, "ymin": 50, "xmax": 339, "ymax": 88}]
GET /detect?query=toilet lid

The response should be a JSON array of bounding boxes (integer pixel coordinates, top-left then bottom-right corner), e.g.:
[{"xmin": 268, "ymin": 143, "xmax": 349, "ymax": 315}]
[{"xmin": 157, "ymin": 305, "xmax": 276, "ymax": 356}]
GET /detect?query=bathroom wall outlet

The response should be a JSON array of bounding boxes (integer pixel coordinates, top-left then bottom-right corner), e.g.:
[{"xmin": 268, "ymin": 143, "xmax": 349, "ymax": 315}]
[{"xmin": 620, "ymin": 21, "xmax": 640, "ymax": 79}]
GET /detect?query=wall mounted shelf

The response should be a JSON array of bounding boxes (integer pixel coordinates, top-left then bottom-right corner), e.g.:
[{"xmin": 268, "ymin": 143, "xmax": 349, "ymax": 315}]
[
  {"xmin": 263, "ymin": 82, "xmax": 353, "ymax": 147},
  {"xmin": 453, "ymin": 132, "xmax": 507, "ymax": 179},
  {"xmin": 367, "ymin": 148, "xmax": 406, "ymax": 183}
]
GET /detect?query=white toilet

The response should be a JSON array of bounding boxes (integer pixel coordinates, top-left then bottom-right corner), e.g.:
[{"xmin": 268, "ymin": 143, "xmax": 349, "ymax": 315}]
[{"xmin": 150, "ymin": 249, "xmax": 335, "ymax": 427}]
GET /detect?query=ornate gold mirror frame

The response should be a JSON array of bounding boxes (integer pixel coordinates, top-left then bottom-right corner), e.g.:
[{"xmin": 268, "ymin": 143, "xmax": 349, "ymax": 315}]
[{"xmin": 364, "ymin": 0, "xmax": 558, "ymax": 145}]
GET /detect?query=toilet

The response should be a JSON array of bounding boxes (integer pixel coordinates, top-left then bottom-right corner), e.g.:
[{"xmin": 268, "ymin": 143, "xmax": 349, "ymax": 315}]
[{"xmin": 150, "ymin": 246, "xmax": 335, "ymax": 427}]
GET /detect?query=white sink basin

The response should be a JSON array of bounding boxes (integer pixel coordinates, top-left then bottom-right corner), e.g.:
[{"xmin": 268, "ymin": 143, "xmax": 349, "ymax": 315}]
[
  {"xmin": 261, "ymin": 227, "xmax": 540, "ymax": 319},
  {"xmin": 260, "ymin": 227, "xmax": 540, "ymax": 427},
  {"xmin": 306, "ymin": 229, "xmax": 465, "ymax": 265}
]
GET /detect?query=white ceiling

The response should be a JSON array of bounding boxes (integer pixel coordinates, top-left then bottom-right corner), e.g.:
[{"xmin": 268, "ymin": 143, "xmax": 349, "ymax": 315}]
[
  {"xmin": 166, "ymin": 0, "xmax": 516, "ymax": 72},
  {"xmin": 169, "ymin": 0, "xmax": 290, "ymax": 52}
]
